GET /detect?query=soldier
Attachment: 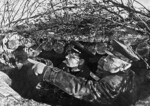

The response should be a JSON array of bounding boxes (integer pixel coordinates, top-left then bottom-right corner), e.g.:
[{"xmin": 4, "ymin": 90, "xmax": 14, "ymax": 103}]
[
  {"xmin": 58, "ymin": 45, "xmax": 99, "ymax": 81},
  {"xmin": 59, "ymin": 48, "xmax": 89, "ymax": 78},
  {"xmin": 32, "ymin": 40, "xmax": 139, "ymax": 106},
  {"xmin": 9, "ymin": 40, "xmax": 138, "ymax": 106}
]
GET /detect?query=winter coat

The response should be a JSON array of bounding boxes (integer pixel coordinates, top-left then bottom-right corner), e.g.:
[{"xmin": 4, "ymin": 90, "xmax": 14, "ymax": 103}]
[{"xmin": 43, "ymin": 65, "xmax": 136, "ymax": 106}]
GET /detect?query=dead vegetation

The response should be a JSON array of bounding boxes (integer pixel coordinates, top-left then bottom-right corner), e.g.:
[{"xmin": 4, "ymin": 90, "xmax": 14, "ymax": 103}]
[{"xmin": 0, "ymin": 0, "xmax": 150, "ymax": 106}]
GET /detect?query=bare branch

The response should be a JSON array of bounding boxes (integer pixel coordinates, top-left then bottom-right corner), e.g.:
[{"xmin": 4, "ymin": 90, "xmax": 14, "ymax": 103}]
[
  {"xmin": 134, "ymin": 0, "xmax": 150, "ymax": 13},
  {"xmin": 108, "ymin": 0, "xmax": 150, "ymax": 18},
  {"xmin": 10, "ymin": 0, "xmax": 26, "ymax": 23},
  {"xmin": 135, "ymin": 14, "xmax": 150, "ymax": 32}
]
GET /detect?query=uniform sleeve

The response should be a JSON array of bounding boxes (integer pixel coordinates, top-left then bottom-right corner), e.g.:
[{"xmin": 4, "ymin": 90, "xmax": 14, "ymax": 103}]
[{"xmin": 43, "ymin": 67, "xmax": 132, "ymax": 104}]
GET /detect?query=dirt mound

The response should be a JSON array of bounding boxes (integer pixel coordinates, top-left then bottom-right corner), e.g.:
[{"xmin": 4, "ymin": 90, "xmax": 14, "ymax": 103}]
[{"xmin": 0, "ymin": 71, "xmax": 50, "ymax": 106}]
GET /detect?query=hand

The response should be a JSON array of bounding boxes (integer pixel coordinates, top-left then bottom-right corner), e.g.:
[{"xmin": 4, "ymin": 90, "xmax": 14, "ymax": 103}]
[
  {"xmin": 28, "ymin": 58, "xmax": 54, "ymax": 90},
  {"xmin": 33, "ymin": 62, "xmax": 46, "ymax": 76},
  {"xmin": 31, "ymin": 62, "xmax": 47, "ymax": 90}
]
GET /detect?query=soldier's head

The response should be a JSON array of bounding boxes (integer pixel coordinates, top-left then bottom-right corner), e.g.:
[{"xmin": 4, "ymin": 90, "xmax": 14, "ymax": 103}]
[
  {"xmin": 12, "ymin": 46, "xmax": 28, "ymax": 69},
  {"xmin": 64, "ymin": 49, "xmax": 85, "ymax": 70},
  {"xmin": 97, "ymin": 51, "xmax": 131, "ymax": 74},
  {"xmin": 53, "ymin": 41, "xmax": 65, "ymax": 54},
  {"xmin": 136, "ymin": 41, "xmax": 150, "ymax": 59}
]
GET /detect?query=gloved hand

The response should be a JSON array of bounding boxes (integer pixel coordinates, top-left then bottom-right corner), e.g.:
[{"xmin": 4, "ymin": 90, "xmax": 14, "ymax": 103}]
[
  {"xmin": 27, "ymin": 58, "xmax": 53, "ymax": 90},
  {"xmin": 33, "ymin": 62, "xmax": 48, "ymax": 90},
  {"xmin": 33, "ymin": 62, "xmax": 46, "ymax": 76},
  {"xmin": 28, "ymin": 58, "xmax": 53, "ymax": 76}
]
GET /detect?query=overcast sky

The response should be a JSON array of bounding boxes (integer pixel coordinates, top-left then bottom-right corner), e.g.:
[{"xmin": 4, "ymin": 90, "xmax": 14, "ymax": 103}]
[
  {"xmin": 137, "ymin": 0, "xmax": 150, "ymax": 7},
  {"xmin": 120, "ymin": 0, "xmax": 150, "ymax": 8}
]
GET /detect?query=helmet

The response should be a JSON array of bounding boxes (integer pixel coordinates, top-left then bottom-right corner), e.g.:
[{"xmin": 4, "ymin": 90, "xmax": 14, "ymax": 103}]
[
  {"xmin": 97, "ymin": 54, "xmax": 131, "ymax": 73},
  {"xmin": 64, "ymin": 52, "xmax": 80, "ymax": 68}
]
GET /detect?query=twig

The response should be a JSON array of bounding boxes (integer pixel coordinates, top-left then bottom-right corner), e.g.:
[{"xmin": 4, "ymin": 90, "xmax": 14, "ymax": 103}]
[
  {"xmin": 108, "ymin": 0, "xmax": 150, "ymax": 18},
  {"xmin": 134, "ymin": 0, "xmax": 150, "ymax": 13},
  {"xmin": 135, "ymin": 14, "xmax": 150, "ymax": 32},
  {"xmin": 10, "ymin": 0, "xmax": 26, "ymax": 23}
]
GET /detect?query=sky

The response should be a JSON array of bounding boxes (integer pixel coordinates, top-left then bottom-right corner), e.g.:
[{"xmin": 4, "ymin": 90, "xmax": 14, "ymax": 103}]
[
  {"xmin": 129, "ymin": 0, "xmax": 150, "ymax": 9},
  {"xmin": 134, "ymin": 0, "xmax": 150, "ymax": 8}
]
